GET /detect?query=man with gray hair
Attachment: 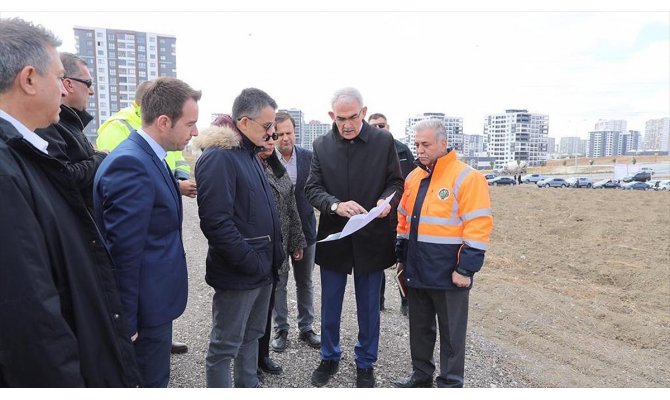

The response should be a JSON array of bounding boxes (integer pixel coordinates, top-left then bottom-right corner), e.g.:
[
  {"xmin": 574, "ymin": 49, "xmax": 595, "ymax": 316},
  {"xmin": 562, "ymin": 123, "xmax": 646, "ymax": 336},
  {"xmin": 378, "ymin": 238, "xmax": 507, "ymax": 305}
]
[
  {"xmin": 394, "ymin": 119, "xmax": 492, "ymax": 388},
  {"xmin": 305, "ymin": 87, "xmax": 404, "ymax": 388},
  {"xmin": 0, "ymin": 17, "xmax": 141, "ymax": 387},
  {"xmin": 35, "ymin": 52, "xmax": 105, "ymax": 210},
  {"xmin": 195, "ymin": 88, "xmax": 284, "ymax": 388}
]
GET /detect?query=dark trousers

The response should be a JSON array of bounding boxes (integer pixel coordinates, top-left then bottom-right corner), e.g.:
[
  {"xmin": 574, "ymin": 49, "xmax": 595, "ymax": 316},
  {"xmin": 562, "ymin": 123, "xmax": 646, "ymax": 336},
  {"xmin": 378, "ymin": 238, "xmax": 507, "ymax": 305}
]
[
  {"xmin": 134, "ymin": 321, "xmax": 173, "ymax": 387},
  {"xmin": 258, "ymin": 279, "xmax": 277, "ymax": 361},
  {"xmin": 320, "ymin": 266, "xmax": 383, "ymax": 369},
  {"xmin": 408, "ymin": 287, "xmax": 469, "ymax": 388},
  {"xmin": 380, "ymin": 270, "xmax": 407, "ymax": 308}
]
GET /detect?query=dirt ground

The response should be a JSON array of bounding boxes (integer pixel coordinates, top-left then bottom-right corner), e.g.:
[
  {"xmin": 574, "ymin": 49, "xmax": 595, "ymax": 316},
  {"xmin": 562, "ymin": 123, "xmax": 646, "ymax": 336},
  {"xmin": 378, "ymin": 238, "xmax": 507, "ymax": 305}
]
[{"xmin": 474, "ymin": 184, "xmax": 670, "ymax": 387}]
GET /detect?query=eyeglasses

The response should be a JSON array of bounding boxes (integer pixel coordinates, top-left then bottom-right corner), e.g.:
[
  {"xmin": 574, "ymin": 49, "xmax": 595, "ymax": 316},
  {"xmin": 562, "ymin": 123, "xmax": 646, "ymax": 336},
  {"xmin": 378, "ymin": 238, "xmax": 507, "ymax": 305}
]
[
  {"xmin": 373, "ymin": 123, "xmax": 387, "ymax": 129},
  {"xmin": 64, "ymin": 76, "xmax": 93, "ymax": 88},
  {"xmin": 334, "ymin": 109, "xmax": 363, "ymax": 124},
  {"xmin": 264, "ymin": 132, "xmax": 279, "ymax": 142},
  {"xmin": 238, "ymin": 116, "xmax": 275, "ymax": 134}
]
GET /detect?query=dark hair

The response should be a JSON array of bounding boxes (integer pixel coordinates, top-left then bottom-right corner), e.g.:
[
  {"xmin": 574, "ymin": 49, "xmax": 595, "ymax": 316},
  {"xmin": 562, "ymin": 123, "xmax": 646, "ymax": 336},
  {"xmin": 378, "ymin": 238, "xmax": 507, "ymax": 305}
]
[
  {"xmin": 275, "ymin": 110, "xmax": 296, "ymax": 128},
  {"xmin": 368, "ymin": 113, "xmax": 387, "ymax": 122},
  {"xmin": 211, "ymin": 114, "xmax": 236, "ymax": 129},
  {"xmin": 141, "ymin": 77, "xmax": 201, "ymax": 126},
  {"xmin": 231, "ymin": 88, "xmax": 277, "ymax": 121}
]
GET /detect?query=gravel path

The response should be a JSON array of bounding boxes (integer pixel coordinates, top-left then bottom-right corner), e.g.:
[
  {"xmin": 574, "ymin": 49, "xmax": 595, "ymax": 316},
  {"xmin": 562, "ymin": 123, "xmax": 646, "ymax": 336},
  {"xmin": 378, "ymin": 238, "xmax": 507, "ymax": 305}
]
[{"xmin": 169, "ymin": 197, "xmax": 537, "ymax": 388}]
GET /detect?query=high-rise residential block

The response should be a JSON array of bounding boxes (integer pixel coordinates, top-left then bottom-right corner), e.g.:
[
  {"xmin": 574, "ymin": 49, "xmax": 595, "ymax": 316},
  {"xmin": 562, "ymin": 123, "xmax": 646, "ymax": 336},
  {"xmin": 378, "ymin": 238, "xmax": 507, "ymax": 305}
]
[
  {"xmin": 483, "ymin": 109, "xmax": 549, "ymax": 168},
  {"xmin": 74, "ymin": 26, "xmax": 176, "ymax": 143}
]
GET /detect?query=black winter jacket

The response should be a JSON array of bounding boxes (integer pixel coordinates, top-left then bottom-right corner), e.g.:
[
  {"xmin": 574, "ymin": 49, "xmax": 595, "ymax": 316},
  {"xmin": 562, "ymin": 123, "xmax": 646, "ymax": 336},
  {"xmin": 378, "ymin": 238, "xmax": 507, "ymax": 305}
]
[
  {"xmin": 35, "ymin": 105, "xmax": 106, "ymax": 209},
  {"xmin": 194, "ymin": 124, "xmax": 285, "ymax": 290},
  {"xmin": 305, "ymin": 121, "xmax": 404, "ymax": 275},
  {"xmin": 0, "ymin": 118, "xmax": 141, "ymax": 387}
]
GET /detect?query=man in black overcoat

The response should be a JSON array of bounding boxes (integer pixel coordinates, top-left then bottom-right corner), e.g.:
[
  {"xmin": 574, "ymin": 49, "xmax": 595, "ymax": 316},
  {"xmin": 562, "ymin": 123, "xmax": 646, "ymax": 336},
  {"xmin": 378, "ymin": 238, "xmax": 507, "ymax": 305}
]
[{"xmin": 305, "ymin": 87, "xmax": 403, "ymax": 388}]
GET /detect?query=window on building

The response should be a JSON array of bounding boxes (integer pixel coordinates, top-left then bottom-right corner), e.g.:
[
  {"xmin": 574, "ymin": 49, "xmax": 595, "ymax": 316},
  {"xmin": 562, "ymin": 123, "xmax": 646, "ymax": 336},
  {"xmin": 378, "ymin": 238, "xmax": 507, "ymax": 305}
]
[
  {"xmin": 97, "ymin": 50, "xmax": 104, "ymax": 56},
  {"xmin": 108, "ymin": 43, "xmax": 115, "ymax": 50},
  {"xmin": 86, "ymin": 32, "xmax": 93, "ymax": 37}
]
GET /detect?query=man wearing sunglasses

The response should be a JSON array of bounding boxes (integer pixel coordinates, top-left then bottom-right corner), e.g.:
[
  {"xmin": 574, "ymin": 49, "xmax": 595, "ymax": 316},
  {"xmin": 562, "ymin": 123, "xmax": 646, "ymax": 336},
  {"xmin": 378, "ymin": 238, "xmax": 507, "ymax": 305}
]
[
  {"xmin": 367, "ymin": 113, "xmax": 415, "ymax": 317},
  {"xmin": 305, "ymin": 88, "xmax": 404, "ymax": 388},
  {"xmin": 35, "ymin": 52, "xmax": 106, "ymax": 210},
  {"xmin": 195, "ymin": 88, "xmax": 284, "ymax": 388}
]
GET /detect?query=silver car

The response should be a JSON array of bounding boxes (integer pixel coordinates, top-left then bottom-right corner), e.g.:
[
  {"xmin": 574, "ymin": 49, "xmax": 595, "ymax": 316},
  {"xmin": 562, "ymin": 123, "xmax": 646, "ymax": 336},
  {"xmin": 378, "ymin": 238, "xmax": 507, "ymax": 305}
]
[{"xmin": 537, "ymin": 177, "xmax": 569, "ymax": 188}]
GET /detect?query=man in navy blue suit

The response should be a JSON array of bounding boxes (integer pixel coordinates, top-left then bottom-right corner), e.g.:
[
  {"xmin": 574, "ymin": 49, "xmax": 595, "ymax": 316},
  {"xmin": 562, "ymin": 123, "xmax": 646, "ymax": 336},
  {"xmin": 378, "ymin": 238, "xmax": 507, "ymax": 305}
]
[{"xmin": 94, "ymin": 77, "xmax": 201, "ymax": 387}]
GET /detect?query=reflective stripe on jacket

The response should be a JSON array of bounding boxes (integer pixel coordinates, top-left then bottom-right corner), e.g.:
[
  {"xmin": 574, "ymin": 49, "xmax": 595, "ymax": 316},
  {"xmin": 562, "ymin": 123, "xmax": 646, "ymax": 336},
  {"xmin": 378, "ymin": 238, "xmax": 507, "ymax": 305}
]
[
  {"xmin": 96, "ymin": 102, "xmax": 191, "ymax": 179},
  {"xmin": 397, "ymin": 150, "xmax": 493, "ymax": 290}
]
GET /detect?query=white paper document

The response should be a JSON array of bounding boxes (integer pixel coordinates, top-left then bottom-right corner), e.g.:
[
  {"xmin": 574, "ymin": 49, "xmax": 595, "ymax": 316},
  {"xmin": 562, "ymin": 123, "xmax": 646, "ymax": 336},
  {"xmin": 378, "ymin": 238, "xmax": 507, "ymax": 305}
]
[{"xmin": 318, "ymin": 192, "xmax": 396, "ymax": 242}]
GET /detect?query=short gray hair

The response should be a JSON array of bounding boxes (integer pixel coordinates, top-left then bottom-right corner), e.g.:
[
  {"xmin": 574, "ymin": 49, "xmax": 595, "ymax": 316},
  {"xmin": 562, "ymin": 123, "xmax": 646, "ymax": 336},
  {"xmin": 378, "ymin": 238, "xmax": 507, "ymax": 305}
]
[
  {"xmin": 414, "ymin": 119, "xmax": 447, "ymax": 141},
  {"xmin": 330, "ymin": 87, "xmax": 363, "ymax": 109},
  {"xmin": 0, "ymin": 18, "xmax": 61, "ymax": 94},
  {"xmin": 60, "ymin": 52, "xmax": 86, "ymax": 77},
  {"xmin": 232, "ymin": 88, "xmax": 277, "ymax": 121}
]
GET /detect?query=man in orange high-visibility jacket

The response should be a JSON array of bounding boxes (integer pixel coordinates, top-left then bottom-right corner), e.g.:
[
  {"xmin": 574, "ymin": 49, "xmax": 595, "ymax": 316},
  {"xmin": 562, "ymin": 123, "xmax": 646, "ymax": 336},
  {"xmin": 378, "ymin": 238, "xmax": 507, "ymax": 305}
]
[{"xmin": 393, "ymin": 119, "xmax": 493, "ymax": 389}]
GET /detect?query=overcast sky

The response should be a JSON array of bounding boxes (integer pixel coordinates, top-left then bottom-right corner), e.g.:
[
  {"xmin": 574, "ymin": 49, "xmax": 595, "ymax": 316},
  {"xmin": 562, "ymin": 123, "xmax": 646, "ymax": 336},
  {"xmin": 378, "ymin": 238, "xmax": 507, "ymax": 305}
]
[{"xmin": 4, "ymin": 1, "xmax": 669, "ymax": 140}]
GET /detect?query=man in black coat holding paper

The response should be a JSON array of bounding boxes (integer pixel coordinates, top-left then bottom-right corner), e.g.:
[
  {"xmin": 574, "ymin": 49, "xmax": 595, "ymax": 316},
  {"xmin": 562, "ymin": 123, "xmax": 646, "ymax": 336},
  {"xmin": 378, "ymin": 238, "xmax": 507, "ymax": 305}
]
[{"xmin": 305, "ymin": 87, "xmax": 403, "ymax": 388}]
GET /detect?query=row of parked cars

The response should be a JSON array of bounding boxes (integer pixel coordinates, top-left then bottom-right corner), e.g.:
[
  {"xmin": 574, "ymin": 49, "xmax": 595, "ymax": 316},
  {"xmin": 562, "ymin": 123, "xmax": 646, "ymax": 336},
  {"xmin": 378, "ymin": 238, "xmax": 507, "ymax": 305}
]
[{"xmin": 485, "ymin": 172, "xmax": 669, "ymax": 191}]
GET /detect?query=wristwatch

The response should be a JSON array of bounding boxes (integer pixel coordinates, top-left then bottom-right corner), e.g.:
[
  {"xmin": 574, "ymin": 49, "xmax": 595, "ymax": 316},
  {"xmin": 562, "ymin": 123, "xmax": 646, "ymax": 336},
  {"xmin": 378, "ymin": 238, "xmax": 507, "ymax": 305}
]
[{"xmin": 330, "ymin": 202, "xmax": 339, "ymax": 214}]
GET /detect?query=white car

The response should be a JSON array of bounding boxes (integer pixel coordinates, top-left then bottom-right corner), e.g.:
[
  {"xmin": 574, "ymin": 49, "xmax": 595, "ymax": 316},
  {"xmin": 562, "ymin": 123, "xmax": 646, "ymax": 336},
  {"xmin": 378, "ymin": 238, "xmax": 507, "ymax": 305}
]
[{"xmin": 655, "ymin": 180, "xmax": 670, "ymax": 191}]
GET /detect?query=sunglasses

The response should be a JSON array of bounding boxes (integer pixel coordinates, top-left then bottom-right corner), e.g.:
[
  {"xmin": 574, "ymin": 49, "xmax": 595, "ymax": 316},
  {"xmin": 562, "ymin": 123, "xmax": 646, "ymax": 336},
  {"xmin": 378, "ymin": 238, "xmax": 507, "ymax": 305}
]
[
  {"xmin": 64, "ymin": 76, "xmax": 93, "ymax": 88},
  {"xmin": 373, "ymin": 123, "xmax": 387, "ymax": 129},
  {"xmin": 264, "ymin": 132, "xmax": 279, "ymax": 141},
  {"xmin": 239, "ymin": 116, "xmax": 275, "ymax": 134}
]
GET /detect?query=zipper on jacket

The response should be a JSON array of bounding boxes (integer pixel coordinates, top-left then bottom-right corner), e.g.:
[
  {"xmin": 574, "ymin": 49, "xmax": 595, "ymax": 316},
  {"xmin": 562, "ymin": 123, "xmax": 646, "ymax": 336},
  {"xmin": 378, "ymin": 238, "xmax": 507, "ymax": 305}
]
[{"xmin": 244, "ymin": 235, "xmax": 271, "ymax": 242}]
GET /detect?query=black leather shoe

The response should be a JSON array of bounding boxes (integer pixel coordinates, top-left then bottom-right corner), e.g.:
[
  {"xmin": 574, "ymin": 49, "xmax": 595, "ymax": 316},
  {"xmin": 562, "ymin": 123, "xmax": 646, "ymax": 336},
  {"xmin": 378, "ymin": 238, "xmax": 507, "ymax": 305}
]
[
  {"xmin": 258, "ymin": 356, "xmax": 283, "ymax": 375},
  {"xmin": 311, "ymin": 360, "xmax": 339, "ymax": 387},
  {"xmin": 299, "ymin": 330, "xmax": 321, "ymax": 349},
  {"xmin": 393, "ymin": 375, "xmax": 433, "ymax": 388},
  {"xmin": 271, "ymin": 330, "xmax": 288, "ymax": 352},
  {"xmin": 171, "ymin": 341, "xmax": 188, "ymax": 354},
  {"xmin": 356, "ymin": 367, "xmax": 375, "ymax": 388}
]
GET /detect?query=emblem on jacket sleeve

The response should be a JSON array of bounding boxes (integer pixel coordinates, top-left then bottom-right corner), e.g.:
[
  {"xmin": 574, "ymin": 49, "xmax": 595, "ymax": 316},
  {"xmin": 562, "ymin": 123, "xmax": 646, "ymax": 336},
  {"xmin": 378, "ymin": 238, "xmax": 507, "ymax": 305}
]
[{"xmin": 437, "ymin": 188, "xmax": 450, "ymax": 200}]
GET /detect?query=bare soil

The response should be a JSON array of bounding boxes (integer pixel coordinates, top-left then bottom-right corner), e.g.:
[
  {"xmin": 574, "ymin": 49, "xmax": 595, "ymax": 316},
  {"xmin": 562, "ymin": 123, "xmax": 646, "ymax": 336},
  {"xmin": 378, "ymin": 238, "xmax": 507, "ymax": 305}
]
[
  {"xmin": 474, "ymin": 185, "xmax": 670, "ymax": 387},
  {"xmin": 171, "ymin": 167, "xmax": 670, "ymax": 388}
]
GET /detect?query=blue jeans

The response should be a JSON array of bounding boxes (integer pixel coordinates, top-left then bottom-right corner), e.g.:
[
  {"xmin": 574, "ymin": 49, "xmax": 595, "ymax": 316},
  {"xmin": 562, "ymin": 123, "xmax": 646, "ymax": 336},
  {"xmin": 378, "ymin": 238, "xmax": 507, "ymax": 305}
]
[
  {"xmin": 320, "ymin": 266, "xmax": 382, "ymax": 369},
  {"xmin": 205, "ymin": 284, "xmax": 271, "ymax": 388},
  {"xmin": 273, "ymin": 243, "xmax": 316, "ymax": 334}
]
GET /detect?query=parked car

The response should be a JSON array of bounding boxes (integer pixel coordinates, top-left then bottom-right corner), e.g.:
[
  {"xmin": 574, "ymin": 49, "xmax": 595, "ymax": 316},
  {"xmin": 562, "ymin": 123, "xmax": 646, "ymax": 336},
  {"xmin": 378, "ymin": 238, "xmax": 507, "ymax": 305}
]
[
  {"xmin": 654, "ymin": 180, "xmax": 670, "ymax": 191},
  {"xmin": 646, "ymin": 180, "xmax": 662, "ymax": 189},
  {"xmin": 488, "ymin": 176, "xmax": 517, "ymax": 186},
  {"xmin": 483, "ymin": 173, "xmax": 496, "ymax": 181},
  {"xmin": 566, "ymin": 177, "xmax": 593, "ymax": 188},
  {"xmin": 622, "ymin": 172, "xmax": 651, "ymax": 182},
  {"xmin": 592, "ymin": 179, "xmax": 620, "ymax": 189},
  {"xmin": 622, "ymin": 181, "xmax": 649, "ymax": 191},
  {"xmin": 520, "ymin": 174, "xmax": 546, "ymax": 184},
  {"xmin": 537, "ymin": 177, "xmax": 569, "ymax": 188},
  {"xmin": 639, "ymin": 167, "xmax": 655, "ymax": 175}
]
